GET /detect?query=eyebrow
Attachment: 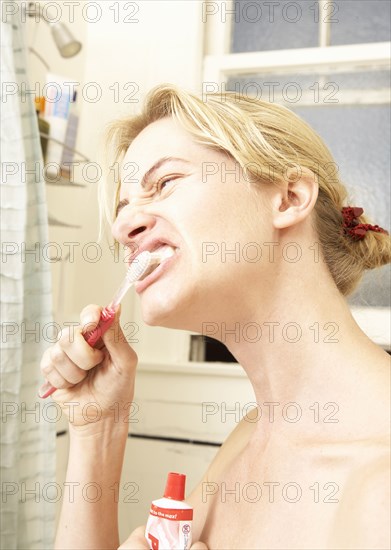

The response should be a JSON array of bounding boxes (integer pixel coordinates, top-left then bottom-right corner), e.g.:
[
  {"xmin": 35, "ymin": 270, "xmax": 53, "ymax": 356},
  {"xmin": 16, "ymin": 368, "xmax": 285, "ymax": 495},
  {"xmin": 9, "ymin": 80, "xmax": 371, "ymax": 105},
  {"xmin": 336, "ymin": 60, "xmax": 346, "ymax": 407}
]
[{"xmin": 116, "ymin": 156, "xmax": 190, "ymax": 217}]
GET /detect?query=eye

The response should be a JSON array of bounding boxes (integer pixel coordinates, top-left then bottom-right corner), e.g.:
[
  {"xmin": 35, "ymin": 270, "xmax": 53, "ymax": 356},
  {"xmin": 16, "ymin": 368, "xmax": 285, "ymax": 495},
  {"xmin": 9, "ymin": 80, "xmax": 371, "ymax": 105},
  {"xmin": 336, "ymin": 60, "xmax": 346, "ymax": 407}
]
[{"xmin": 156, "ymin": 175, "xmax": 180, "ymax": 192}]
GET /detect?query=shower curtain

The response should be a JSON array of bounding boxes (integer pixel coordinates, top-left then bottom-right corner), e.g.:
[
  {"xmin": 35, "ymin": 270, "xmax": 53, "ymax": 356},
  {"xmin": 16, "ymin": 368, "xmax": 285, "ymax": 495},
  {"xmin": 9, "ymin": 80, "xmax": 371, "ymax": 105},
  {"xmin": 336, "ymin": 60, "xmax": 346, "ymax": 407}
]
[{"xmin": 1, "ymin": 5, "xmax": 56, "ymax": 549}]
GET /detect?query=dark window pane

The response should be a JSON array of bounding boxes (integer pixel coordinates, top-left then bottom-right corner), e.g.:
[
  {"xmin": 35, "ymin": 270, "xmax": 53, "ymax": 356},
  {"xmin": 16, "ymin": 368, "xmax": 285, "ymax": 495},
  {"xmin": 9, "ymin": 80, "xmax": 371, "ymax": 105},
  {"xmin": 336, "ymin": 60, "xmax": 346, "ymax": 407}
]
[
  {"xmin": 293, "ymin": 105, "xmax": 390, "ymax": 232},
  {"xmin": 231, "ymin": 0, "xmax": 319, "ymax": 52},
  {"xmin": 347, "ymin": 264, "xmax": 390, "ymax": 308},
  {"xmin": 331, "ymin": 0, "xmax": 391, "ymax": 46},
  {"xmin": 293, "ymin": 105, "xmax": 390, "ymax": 307}
]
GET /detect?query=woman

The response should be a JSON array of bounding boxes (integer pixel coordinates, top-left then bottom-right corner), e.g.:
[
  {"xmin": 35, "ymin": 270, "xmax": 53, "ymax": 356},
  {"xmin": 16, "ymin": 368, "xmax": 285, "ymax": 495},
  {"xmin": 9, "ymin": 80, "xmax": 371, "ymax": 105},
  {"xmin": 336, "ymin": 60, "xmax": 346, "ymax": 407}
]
[{"xmin": 41, "ymin": 85, "xmax": 390, "ymax": 549}]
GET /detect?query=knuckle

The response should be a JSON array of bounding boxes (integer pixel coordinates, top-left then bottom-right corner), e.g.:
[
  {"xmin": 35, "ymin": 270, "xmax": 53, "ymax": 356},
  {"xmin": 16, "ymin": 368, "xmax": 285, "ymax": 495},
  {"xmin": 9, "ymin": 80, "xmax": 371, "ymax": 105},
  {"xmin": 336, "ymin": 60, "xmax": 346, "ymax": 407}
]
[
  {"xmin": 40, "ymin": 348, "xmax": 53, "ymax": 375},
  {"xmin": 50, "ymin": 344, "xmax": 64, "ymax": 364},
  {"xmin": 59, "ymin": 327, "xmax": 75, "ymax": 347},
  {"xmin": 41, "ymin": 362, "xmax": 52, "ymax": 376},
  {"xmin": 44, "ymin": 370, "xmax": 64, "ymax": 390},
  {"xmin": 80, "ymin": 304, "xmax": 101, "ymax": 326}
]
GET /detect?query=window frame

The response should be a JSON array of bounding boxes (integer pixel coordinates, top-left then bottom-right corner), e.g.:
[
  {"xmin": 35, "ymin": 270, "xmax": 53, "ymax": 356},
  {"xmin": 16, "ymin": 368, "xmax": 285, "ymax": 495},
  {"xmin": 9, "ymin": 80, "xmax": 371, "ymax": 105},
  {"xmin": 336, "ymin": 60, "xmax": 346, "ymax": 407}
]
[{"xmin": 203, "ymin": 0, "xmax": 390, "ymax": 103}]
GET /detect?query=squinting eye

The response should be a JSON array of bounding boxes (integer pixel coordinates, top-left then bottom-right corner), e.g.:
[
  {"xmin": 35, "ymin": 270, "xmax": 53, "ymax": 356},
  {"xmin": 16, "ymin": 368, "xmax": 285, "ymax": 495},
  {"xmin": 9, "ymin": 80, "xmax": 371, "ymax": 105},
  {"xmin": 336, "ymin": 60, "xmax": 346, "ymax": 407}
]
[{"xmin": 157, "ymin": 175, "xmax": 180, "ymax": 192}]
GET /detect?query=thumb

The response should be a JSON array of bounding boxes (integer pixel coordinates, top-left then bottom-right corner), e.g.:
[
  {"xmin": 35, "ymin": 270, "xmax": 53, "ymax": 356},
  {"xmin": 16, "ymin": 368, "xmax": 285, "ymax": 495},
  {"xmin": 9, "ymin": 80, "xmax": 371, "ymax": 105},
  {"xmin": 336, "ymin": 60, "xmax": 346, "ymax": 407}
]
[
  {"xmin": 119, "ymin": 525, "xmax": 149, "ymax": 549},
  {"xmin": 191, "ymin": 543, "xmax": 209, "ymax": 549},
  {"xmin": 101, "ymin": 305, "xmax": 138, "ymax": 366}
]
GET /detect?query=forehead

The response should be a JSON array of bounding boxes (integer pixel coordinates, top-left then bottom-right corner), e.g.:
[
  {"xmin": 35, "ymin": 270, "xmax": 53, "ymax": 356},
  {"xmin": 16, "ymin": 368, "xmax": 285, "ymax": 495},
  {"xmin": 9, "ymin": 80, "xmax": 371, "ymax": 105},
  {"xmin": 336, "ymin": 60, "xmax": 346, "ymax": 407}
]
[{"xmin": 121, "ymin": 117, "xmax": 198, "ymax": 178}]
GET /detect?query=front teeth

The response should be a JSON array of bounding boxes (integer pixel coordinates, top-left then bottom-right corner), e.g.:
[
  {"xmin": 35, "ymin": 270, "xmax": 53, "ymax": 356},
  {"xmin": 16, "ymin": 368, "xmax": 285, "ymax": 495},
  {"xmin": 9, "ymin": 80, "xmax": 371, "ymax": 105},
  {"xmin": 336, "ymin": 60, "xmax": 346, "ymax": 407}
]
[
  {"xmin": 151, "ymin": 244, "xmax": 176, "ymax": 263},
  {"xmin": 138, "ymin": 245, "xmax": 175, "ymax": 280},
  {"xmin": 153, "ymin": 244, "xmax": 175, "ymax": 262}
]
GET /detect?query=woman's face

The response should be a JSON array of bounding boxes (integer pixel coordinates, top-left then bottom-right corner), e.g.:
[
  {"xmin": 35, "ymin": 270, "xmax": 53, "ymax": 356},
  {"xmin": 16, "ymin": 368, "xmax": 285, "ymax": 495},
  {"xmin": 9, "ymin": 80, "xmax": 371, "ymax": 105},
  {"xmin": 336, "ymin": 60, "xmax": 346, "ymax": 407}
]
[{"xmin": 111, "ymin": 117, "xmax": 275, "ymax": 332}]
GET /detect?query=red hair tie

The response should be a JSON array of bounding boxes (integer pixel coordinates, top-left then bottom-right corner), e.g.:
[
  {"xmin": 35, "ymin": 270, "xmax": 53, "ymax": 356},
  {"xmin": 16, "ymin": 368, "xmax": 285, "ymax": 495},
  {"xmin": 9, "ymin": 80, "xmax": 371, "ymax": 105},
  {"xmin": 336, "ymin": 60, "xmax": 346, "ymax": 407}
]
[{"xmin": 341, "ymin": 206, "xmax": 389, "ymax": 241}]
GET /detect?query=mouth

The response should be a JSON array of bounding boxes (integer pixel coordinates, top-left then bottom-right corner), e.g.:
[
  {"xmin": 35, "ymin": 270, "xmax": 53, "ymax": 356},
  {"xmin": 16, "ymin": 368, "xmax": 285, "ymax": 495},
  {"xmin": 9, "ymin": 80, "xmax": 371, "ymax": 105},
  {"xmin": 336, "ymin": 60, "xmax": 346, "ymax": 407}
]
[{"xmin": 131, "ymin": 242, "xmax": 178, "ymax": 293}]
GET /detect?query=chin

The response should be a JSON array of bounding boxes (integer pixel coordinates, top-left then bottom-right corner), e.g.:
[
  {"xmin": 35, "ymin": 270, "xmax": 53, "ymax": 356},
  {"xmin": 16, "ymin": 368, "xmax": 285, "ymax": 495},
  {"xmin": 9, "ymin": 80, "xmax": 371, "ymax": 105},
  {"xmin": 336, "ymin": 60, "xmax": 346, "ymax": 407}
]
[
  {"xmin": 139, "ymin": 288, "xmax": 186, "ymax": 329},
  {"xmin": 141, "ymin": 306, "xmax": 191, "ymax": 331},
  {"xmin": 139, "ymin": 286, "xmax": 205, "ymax": 332}
]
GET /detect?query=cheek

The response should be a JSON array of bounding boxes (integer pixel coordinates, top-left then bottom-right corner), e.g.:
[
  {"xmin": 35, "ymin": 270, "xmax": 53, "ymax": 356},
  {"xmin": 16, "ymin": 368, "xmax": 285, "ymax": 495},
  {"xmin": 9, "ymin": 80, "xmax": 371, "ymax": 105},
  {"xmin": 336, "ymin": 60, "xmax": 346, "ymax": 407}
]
[{"xmin": 165, "ymin": 184, "xmax": 270, "ymax": 265}]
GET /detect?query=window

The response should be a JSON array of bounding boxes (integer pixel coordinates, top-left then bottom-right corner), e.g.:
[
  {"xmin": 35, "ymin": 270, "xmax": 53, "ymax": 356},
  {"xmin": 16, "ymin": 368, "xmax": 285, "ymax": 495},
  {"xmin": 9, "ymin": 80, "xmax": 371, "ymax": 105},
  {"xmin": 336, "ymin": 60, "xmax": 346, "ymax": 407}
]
[{"xmin": 203, "ymin": 0, "xmax": 390, "ymax": 347}]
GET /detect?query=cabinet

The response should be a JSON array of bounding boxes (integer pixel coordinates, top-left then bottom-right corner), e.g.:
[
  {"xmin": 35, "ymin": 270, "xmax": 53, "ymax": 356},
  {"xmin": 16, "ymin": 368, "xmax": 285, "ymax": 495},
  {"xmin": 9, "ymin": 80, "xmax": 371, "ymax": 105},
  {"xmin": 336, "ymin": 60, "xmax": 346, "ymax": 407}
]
[
  {"xmin": 120, "ymin": 360, "xmax": 254, "ymax": 538},
  {"xmin": 56, "ymin": 360, "xmax": 255, "ymax": 540}
]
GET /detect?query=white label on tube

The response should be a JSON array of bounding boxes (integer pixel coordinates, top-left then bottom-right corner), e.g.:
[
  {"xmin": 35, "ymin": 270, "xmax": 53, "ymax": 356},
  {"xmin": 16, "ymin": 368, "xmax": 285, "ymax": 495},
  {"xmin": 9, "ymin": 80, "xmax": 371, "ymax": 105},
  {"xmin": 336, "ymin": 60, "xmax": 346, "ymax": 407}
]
[{"xmin": 145, "ymin": 502, "xmax": 193, "ymax": 549}]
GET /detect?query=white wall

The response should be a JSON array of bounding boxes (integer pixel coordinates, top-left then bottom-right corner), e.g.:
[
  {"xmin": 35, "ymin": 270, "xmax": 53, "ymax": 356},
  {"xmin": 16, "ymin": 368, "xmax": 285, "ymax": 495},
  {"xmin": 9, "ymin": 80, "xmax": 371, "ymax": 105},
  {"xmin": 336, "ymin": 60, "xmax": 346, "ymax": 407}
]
[
  {"xmin": 26, "ymin": 0, "xmax": 204, "ymax": 358},
  {"xmin": 74, "ymin": 0, "xmax": 205, "ymax": 361}
]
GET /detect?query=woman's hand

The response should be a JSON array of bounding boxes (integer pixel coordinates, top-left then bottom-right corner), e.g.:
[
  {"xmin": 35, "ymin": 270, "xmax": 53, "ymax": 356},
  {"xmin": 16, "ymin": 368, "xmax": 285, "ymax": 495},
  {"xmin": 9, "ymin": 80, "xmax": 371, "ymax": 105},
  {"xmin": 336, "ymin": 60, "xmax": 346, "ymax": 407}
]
[
  {"xmin": 118, "ymin": 525, "xmax": 209, "ymax": 549},
  {"xmin": 40, "ymin": 304, "xmax": 138, "ymax": 428}
]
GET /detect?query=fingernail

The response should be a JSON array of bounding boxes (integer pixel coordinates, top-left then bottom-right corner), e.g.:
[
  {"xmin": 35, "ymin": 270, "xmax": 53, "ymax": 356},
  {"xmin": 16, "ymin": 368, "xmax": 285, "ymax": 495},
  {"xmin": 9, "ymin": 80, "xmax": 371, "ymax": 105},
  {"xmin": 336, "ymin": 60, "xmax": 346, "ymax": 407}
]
[{"xmin": 38, "ymin": 381, "xmax": 56, "ymax": 399}]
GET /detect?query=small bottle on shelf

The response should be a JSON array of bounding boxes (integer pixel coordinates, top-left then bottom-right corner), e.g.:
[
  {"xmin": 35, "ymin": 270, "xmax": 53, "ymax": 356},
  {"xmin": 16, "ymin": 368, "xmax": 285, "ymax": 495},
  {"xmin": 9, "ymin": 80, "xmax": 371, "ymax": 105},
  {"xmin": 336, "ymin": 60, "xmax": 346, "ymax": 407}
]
[
  {"xmin": 35, "ymin": 96, "xmax": 50, "ymax": 162},
  {"xmin": 61, "ymin": 90, "xmax": 79, "ymax": 175}
]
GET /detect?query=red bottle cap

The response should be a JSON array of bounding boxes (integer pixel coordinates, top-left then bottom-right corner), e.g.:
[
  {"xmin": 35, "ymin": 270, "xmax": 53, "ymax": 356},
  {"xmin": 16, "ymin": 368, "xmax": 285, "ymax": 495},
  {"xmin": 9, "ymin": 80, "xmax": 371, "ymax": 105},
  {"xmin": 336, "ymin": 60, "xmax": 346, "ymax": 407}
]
[{"xmin": 163, "ymin": 472, "xmax": 186, "ymax": 501}]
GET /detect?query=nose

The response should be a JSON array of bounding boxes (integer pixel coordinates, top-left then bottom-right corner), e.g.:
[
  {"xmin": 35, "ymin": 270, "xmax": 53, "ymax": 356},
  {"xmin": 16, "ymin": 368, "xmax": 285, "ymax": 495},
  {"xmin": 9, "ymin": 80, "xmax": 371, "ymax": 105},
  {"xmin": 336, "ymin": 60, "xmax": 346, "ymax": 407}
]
[{"xmin": 111, "ymin": 208, "xmax": 157, "ymax": 247}]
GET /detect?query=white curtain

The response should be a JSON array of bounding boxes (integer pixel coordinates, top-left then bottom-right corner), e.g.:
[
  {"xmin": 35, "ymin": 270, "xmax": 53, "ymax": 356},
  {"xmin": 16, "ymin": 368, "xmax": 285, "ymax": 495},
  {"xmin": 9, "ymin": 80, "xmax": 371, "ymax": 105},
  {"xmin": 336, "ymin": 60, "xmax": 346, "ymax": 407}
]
[{"xmin": 1, "ymin": 4, "xmax": 56, "ymax": 549}]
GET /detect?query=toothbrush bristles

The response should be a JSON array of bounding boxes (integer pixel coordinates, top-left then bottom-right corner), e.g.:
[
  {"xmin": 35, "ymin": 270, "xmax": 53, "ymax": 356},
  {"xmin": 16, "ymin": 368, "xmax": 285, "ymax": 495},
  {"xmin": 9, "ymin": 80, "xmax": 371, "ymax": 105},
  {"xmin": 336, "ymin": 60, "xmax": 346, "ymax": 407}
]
[
  {"xmin": 126, "ymin": 250, "xmax": 153, "ymax": 283},
  {"xmin": 109, "ymin": 251, "xmax": 154, "ymax": 308}
]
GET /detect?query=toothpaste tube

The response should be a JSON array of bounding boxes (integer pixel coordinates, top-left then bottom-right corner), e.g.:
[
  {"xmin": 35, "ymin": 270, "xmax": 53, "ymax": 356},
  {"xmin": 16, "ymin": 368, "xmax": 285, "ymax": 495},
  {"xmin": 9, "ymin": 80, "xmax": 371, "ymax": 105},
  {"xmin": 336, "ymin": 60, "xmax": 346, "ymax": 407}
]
[{"xmin": 145, "ymin": 472, "xmax": 193, "ymax": 550}]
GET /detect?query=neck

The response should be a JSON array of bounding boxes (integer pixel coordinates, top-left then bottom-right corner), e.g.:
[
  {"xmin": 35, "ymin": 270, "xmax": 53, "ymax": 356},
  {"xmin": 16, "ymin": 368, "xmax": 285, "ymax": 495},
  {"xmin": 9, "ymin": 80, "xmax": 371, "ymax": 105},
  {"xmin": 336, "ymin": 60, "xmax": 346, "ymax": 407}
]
[{"xmin": 218, "ymin": 253, "xmax": 389, "ymax": 444}]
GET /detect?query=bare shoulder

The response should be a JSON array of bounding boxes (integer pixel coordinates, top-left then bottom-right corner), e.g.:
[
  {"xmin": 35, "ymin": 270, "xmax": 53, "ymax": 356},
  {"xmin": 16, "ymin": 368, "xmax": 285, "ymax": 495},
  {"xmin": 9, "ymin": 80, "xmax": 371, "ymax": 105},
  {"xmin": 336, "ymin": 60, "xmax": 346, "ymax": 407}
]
[
  {"xmin": 186, "ymin": 407, "xmax": 257, "ymax": 541},
  {"xmin": 332, "ymin": 444, "xmax": 390, "ymax": 549},
  {"xmin": 207, "ymin": 405, "xmax": 258, "ymax": 477}
]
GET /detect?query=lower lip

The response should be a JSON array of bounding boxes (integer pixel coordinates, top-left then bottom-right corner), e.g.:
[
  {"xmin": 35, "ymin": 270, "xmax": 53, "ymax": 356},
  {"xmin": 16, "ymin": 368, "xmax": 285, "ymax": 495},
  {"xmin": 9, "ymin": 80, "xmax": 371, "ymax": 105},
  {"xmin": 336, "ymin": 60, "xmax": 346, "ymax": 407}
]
[{"xmin": 134, "ymin": 252, "xmax": 177, "ymax": 294}]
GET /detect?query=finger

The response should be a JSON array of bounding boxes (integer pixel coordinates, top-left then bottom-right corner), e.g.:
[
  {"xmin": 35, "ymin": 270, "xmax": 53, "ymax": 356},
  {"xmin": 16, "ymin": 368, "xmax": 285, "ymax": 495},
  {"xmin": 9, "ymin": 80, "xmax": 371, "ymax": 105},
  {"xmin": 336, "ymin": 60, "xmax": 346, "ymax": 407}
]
[
  {"xmin": 191, "ymin": 543, "xmax": 209, "ymax": 549},
  {"xmin": 80, "ymin": 303, "xmax": 103, "ymax": 329},
  {"xmin": 79, "ymin": 303, "xmax": 110, "ymax": 348},
  {"xmin": 48, "ymin": 344, "xmax": 87, "ymax": 385},
  {"xmin": 40, "ymin": 367, "xmax": 73, "ymax": 390},
  {"xmin": 101, "ymin": 306, "xmax": 138, "ymax": 366},
  {"xmin": 41, "ymin": 344, "xmax": 86, "ymax": 388},
  {"xmin": 40, "ymin": 351, "xmax": 74, "ymax": 390},
  {"xmin": 59, "ymin": 326, "xmax": 105, "ymax": 370},
  {"xmin": 119, "ymin": 525, "xmax": 149, "ymax": 549}
]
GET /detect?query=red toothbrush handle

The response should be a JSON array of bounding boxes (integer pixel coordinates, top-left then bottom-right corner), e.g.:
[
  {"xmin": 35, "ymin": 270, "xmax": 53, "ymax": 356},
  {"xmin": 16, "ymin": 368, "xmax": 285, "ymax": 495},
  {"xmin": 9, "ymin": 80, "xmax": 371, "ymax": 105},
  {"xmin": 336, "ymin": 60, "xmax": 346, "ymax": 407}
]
[
  {"xmin": 83, "ymin": 307, "xmax": 116, "ymax": 347},
  {"xmin": 38, "ymin": 307, "xmax": 116, "ymax": 398}
]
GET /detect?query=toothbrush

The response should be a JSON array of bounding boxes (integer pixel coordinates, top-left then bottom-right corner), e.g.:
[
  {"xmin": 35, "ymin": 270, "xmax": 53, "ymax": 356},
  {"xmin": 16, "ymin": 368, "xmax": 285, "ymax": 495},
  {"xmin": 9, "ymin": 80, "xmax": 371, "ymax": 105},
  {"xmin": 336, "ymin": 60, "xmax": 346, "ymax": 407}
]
[{"xmin": 38, "ymin": 250, "xmax": 162, "ymax": 399}]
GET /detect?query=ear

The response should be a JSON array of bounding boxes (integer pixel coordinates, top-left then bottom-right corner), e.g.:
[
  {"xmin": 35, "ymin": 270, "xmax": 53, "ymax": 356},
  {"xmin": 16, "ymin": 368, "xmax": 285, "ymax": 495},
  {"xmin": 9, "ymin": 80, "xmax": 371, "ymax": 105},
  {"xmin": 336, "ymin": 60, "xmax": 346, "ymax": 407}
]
[{"xmin": 271, "ymin": 166, "xmax": 318, "ymax": 229}]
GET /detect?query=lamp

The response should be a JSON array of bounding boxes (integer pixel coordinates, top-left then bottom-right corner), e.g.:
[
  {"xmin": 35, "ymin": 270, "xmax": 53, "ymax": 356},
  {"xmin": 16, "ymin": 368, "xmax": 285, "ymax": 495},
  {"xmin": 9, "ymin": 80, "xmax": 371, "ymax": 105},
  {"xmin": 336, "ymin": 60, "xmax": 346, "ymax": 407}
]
[{"xmin": 26, "ymin": 1, "xmax": 82, "ymax": 58}]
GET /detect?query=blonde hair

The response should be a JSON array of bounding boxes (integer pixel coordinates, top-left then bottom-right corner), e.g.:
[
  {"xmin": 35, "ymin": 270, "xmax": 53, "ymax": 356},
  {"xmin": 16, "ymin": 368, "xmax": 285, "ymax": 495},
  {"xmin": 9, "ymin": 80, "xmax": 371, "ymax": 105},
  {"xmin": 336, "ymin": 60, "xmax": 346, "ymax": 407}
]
[{"xmin": 103, "ymin": 84, "xmax": 390, "ymax": 296}]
